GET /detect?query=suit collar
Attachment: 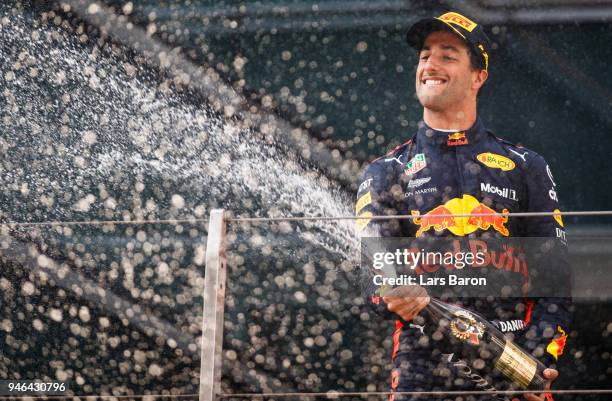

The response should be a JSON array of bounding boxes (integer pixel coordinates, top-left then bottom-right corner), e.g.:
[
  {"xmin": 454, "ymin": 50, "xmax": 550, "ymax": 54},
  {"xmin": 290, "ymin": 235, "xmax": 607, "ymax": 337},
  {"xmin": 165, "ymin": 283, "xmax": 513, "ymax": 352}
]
[{"xmin": 417, "ymin": 117, "xmax": 488, "ymax": 147}]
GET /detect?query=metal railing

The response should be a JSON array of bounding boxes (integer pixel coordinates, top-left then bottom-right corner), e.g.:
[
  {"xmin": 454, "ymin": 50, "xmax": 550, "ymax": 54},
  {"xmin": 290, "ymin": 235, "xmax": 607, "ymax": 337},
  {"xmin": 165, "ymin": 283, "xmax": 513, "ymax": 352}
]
[
  {"xmin": 199, "ymin": 208, "xmax": 612, "ymax": 401},
  {"xmin": 1, "ymin": 208, "xmax": 611, "ymax": 400}
]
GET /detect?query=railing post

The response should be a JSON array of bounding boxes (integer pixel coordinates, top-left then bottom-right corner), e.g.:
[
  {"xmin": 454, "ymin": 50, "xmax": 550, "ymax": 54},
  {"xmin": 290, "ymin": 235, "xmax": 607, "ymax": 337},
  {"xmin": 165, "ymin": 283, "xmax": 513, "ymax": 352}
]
[{"xmin": 200, "ymin": 209, "xmax": 227, "ymax": 401}]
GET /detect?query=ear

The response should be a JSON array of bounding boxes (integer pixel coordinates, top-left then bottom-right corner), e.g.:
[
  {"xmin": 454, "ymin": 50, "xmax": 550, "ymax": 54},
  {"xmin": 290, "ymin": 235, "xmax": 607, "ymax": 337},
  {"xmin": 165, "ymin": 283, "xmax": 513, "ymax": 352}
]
[{"xmin": 473, "ymin": 69, "xmax": 488, "ymax": 90}]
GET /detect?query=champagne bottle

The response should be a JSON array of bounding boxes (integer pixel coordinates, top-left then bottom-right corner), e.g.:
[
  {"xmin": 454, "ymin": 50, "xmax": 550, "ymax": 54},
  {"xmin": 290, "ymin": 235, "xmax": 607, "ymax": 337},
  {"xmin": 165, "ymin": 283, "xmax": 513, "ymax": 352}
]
[{"xmin": 422, "ymin": 297, "xmax": 548, "ymax": 392}]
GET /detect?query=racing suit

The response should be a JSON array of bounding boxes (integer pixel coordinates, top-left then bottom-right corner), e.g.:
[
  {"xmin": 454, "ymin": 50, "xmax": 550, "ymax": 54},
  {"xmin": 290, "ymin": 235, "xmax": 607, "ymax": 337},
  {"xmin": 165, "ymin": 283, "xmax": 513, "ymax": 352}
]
[{"xmin": 355, "ymin": 118, "xmax": 571, "ymax": 400}]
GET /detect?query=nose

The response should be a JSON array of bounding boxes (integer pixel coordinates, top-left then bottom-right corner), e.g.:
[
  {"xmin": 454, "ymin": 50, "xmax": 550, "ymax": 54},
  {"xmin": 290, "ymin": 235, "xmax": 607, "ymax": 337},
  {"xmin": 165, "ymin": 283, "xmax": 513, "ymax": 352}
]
[{"xmin": 421, "ymin": 53, "xmax": 442, "ymax": 71}]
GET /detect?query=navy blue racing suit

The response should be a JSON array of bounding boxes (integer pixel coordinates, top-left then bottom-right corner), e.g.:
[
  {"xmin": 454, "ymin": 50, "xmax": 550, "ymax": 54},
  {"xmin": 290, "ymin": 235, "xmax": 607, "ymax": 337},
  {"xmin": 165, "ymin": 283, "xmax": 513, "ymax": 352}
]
[{"xmin": 355, "ymin": 118, "xmax": 571, "ymax": 400}]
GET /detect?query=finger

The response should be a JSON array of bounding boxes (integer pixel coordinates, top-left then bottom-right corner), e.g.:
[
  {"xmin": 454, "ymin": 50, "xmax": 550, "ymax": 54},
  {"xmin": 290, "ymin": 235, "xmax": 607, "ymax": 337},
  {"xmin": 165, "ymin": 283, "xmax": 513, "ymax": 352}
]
[
  {"xmin": 543, "ymin": 368, "xmax": 559, "ymax": 381},
  {"xmin": 383, "ymin": 296, "xmax": 396, "ymax": 304},
  {"xmin": 383, "ymin": 287, "xmax": 406, "ymax": 298},
  {"xmin": 416, "ymin": 295, "xmax": 430, "ymax": 310},
  {"xmin": 396, "ymin": 302, "xmax": 426, "ymax": 320},
  {"xmin": 394, "ymin": 306, "xmax": 415, "ymax": 321},
  {"xmin": 387, "ymin": 299, "xmax": 413, "ymax": 313},
  {"xmin": 385, "ymin": 285, "xmax": 424, "ymax": 298},
  {"xmin": 383, "ymin": 295, "xmax": 413, "ymax": 302},
  {"xmin": 395, "ymin": 298, "xmax": 429, "ymax": 320},
  {"xmin": 542, "ymin": 368, "xmax": 558, "ymax": 400},
  {"xmin": 414, "ymin": 285, "xmax": 429, "ymax": 298},
  {"xmin": 386, "ymin": 301, "xmax": 398, "ymax": 312},
  {"xmin": 396, "ymin": 303, "xmax": 418, "ymax": 317},
  {"xmin": 385, "ymin": 296, "xmax": 419, "ymax": 307},
  {"xmin": 387, "ymin": 295, "xmax": 430, "ymax": 318},
  {"xmin": 397, "ymin": 297, "xmax": 423, "ymax": 312},
  {"xmin": 384, "ymin": 293, "xmax": 427, "ymax": 308},
  {"xmin": 410, "ymin": 296, "xmax": 430, "ymax": 314}
]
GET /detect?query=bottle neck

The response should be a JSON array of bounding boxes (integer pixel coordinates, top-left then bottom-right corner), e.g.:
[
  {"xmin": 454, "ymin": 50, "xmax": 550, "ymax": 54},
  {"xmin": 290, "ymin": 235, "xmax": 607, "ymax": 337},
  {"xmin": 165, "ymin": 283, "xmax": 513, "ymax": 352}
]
[{"xmin": 423, "ymin": 297, "xmax": 447, "ymax": 321}]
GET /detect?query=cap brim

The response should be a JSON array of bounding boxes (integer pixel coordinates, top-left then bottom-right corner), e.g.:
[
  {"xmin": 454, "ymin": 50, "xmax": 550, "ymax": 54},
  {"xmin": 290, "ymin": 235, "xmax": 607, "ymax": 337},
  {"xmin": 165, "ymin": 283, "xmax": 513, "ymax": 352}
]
[{"xmin": 406, "ymin": 18, "xmax": 466, "ymax": 49}]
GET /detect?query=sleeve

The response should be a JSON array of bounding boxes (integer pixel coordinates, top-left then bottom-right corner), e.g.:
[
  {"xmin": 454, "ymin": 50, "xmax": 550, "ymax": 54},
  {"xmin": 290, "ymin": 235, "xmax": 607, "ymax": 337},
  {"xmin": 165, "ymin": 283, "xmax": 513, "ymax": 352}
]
[
  {"xmin": 519, "ymin": 155, "xmax": 572, "ymax": 368},
  {"xmin": 355, "ymin": 162, "xmax": 403, "ymax": 321}
]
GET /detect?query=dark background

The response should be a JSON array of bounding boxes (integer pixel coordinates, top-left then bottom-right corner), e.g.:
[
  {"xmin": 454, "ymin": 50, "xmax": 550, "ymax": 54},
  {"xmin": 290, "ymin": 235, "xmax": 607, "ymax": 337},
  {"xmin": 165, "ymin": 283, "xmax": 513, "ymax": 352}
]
[{"xmin": 116, "ymin": 0, "xmax": 612, "ymax": 214}]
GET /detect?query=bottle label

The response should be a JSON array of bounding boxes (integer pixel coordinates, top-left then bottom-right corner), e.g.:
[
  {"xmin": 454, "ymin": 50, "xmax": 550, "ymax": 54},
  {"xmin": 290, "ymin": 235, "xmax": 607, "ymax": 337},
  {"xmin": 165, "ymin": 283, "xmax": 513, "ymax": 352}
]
[
  {"xmin": 450, "ymin": 310, "xmax": 485, "ymax": 345},
  {"xmin": 495, "ymin": 340, "xmax": 537, "ymax": 389}
]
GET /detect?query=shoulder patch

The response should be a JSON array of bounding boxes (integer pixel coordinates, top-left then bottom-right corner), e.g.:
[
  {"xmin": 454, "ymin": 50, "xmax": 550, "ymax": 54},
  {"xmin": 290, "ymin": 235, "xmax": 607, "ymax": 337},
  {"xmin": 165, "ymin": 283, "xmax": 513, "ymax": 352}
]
[
  {"xmin": 355, "ymin": 191, "xmax": 372, "ymax": 214},
  {"xmin": 493, "ymin": 135, "xmax": 521, "ymax": 148},
  {"xmin": 491, "ymin": 133, "xmax": 534, "ymax": 164},
  {"xmin": 507, "ymin": 147, "xmax": 529, "ymax": 163}
]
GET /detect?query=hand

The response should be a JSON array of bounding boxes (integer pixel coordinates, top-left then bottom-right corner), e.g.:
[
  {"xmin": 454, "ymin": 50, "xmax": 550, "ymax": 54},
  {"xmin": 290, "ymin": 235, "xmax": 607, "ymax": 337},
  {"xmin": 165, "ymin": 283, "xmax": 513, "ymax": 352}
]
[
  {"xmin": 382, "ymin": 285, "xmax": 430, "ymax": 321},
  {"xmin": 512, "ymin": 369, "xmax": 558, "ymax": 401}
]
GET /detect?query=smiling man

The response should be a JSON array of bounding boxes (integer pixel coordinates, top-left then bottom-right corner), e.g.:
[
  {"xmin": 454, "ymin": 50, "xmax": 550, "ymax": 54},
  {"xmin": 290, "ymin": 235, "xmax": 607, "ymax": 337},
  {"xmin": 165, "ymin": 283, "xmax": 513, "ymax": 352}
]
[
  {"xmin": 355, "ymin": 11, "xmax": 571, "ymax": 401},
  {"xmin": 415, "ymin": 29, "xmax": 487, "ymax": 127}
]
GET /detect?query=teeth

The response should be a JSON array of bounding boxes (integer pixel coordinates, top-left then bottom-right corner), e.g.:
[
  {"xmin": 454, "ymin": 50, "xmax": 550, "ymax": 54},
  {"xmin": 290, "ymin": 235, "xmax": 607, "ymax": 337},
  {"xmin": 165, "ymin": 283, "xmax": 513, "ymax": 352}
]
[{"xmin": 424, "ymin": 79, "xmax": 444, "ymax": 85}]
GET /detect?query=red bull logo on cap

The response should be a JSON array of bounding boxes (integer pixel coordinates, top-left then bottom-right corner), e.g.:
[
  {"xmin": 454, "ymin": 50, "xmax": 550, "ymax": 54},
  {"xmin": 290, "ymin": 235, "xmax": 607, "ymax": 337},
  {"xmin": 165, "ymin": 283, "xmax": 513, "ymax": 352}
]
[{"xmin": 411, "ymin": 194, "xmax": 510, "ymax": 237}]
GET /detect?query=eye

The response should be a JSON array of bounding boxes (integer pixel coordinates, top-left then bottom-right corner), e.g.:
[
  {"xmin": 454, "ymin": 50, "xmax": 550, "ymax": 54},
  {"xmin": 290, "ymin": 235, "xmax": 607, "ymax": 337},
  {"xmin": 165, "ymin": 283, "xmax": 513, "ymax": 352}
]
[
  {"xmin": 420, "ymin": 55, "xmax": 429, "ymax": 61},
  {"xmin": 443, "ymin": 56, "xmax": 456, "ymax": 61}
]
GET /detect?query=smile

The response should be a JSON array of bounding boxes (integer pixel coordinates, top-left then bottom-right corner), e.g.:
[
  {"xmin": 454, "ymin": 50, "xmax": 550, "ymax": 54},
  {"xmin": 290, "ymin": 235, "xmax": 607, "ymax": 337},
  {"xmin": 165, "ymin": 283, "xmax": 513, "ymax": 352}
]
[{"xmin": 422, "ymin": 78, "xmax": 447, "ymax": 85}]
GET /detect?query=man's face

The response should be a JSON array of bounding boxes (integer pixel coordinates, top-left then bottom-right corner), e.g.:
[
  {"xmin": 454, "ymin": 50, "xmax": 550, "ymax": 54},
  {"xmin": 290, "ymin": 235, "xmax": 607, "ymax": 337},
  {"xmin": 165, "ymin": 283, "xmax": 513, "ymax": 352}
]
[{"xmin": 415, "ymin": 30, "xmax": 479, "ymax": 112}]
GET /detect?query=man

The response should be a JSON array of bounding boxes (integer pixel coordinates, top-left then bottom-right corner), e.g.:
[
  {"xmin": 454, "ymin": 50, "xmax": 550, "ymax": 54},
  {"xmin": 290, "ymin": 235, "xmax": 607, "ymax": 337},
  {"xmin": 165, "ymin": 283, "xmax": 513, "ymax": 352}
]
[{"xmin": 355, "ymin": 11, "xmax": 571, "ymax": 401}]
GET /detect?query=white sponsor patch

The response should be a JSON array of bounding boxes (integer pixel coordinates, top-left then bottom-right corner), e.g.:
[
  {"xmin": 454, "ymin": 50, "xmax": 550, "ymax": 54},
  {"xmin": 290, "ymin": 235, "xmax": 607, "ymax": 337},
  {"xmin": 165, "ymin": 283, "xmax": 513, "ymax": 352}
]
[
  {"xmin": 549, "ymin": 188, "xmax": 558, "ymax": 202},
  {"xmin": 384, "ymin": 154, "xmax": 404, "ymax": 165},
  {"xmin": 358, "ymin": 178, "xmax": 372, "ymax": 193},
  {"xmin": 509, "ymin": 148, "xmax": 528, "ymax": 162},
  {"xmin": 546, "ymin": 165, "xmax": 556, "ymax": 186},
  {"xmin": 556, "ymin": 227, "xmax": 566, "ymax": 242},
  {"xmin": 480, "ymin": 182, "xmax": 518, "ymax": 201},
  {"xmin": 407, "ymin": 177, "xmax": 431, "ymax": 188},
  {"xmin": 496, "ymin": 319, "xmax": 525, "ymax": 332},
  {"xmin": 408, "ymin": 323, "xmax": 425, "ymax": 334},
  {"xmin": 405, "ymin": 187, "xmax": 437, "ymax": 197}
]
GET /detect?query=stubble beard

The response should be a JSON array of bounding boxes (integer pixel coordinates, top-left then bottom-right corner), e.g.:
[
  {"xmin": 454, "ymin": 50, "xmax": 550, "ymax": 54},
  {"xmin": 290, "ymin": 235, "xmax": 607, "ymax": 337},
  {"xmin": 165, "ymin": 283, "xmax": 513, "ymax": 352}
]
[{"xmin": 417, "ymin": 88, "xmax": 453, "ymax": 112}]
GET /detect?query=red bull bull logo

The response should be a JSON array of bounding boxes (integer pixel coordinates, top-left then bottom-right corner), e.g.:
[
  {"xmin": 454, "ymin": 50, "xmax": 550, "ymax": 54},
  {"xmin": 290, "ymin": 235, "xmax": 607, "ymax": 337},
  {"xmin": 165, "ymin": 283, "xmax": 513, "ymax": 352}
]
[
  {"xmin": 411, "ymin": 206, "xmax": 456, "ymax": 237},
  {"xmin": 411, "ymin": 194, "xmax": 510, "ymax": 237},
  {"xmin": 467, "ymin": 204, "xmax": 510, "ymax": 236},
  {"xmin": 447, "ymin": 132, "xmax": 468, "ymax": 146}
]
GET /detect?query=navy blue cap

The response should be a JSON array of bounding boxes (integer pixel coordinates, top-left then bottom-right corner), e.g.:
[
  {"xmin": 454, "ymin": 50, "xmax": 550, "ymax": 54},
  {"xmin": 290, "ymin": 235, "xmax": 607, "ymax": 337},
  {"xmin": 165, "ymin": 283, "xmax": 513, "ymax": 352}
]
[{"xmin": 406, "ymin": 11, "xmax": 491, "ymax": 72}]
